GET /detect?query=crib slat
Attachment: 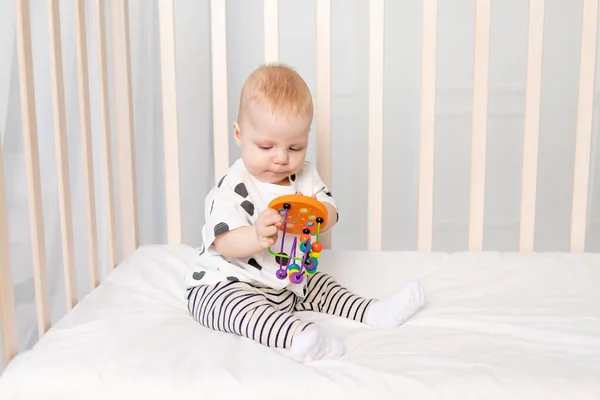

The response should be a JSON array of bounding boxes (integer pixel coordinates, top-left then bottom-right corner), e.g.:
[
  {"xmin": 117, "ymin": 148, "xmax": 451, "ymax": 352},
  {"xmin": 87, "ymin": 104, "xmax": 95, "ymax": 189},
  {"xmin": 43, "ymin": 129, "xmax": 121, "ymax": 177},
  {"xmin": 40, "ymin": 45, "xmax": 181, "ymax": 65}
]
[
  {"xmin": 468, "ymin": 0, "xmax": 492, "ymax": 251},
  {"xmin": 48, "ymin": 0, "xmax": 77, "ymax": 308},
  {"xmin": 316, "ymin": 0, "xmax": 332, "ymax": 249},
  {"xmin": 520, "ymin": 0, "xmax": 545, "ymax": 252},
  {"xmin": 16, "ymin": 0, "xmax": 51, "ymax": 337},
  {"xmin": 95, "ymin": 0, "xmax": 117, "ymax": 269},
  {"xmin": 570, "ymin": 0, "xmax": 598, "ymax": 252},
  {"xmin": 210, "ymin": 0, "xmax": 230, "ymax": 184},
  {"xmin": 75, "ymin": 0, "xmax": 100, "ymax": 289},
  {"xmin": 0, "ymin": 139, "xmax": 18, "ymax": 365},
  {"xmin": 367, "ymin": 0, "xmax": 384, "ymax": 251},
  {"xmin": 158, "ymin": 0, "xmax": 183, "ymax": 244},
  {"xmin": 418, "ymin": 0, "xmax": 438, "ymax": 252},
  {"xmin": 264, "ymin": 0, "xmax": 279, "ymax": 62},
  {"xmin": 110, "ymin": 0, "xmax": 139, "ymax": 259}
]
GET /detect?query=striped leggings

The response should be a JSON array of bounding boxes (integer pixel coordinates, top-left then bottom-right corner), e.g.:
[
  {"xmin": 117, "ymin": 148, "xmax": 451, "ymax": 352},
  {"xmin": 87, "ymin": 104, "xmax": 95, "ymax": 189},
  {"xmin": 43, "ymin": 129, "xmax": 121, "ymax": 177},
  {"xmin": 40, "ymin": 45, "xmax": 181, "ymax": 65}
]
[{"xmin": 187, "ymin": 272, "xmax": 374, "ymax": 349}]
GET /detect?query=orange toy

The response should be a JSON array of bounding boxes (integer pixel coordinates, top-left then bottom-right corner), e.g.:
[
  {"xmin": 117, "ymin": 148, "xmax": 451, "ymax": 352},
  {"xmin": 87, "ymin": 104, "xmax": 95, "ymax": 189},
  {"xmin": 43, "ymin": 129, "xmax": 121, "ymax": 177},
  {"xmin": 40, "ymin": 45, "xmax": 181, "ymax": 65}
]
[
  {"xmin": 267, "ymin": 194, "xmax": 328, "ymax": 284},
  {"xmin": 268, "ymin": 194, "xmax": 328, "ymax": 235}
]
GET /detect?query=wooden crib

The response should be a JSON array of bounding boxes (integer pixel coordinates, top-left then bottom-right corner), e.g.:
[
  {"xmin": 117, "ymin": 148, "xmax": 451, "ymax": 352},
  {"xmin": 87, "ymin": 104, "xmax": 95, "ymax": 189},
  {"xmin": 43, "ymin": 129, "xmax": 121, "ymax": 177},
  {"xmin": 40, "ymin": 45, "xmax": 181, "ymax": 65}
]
[{"xmin": 1, "ymin": 1, "xmax": 599, "ymax": 398}]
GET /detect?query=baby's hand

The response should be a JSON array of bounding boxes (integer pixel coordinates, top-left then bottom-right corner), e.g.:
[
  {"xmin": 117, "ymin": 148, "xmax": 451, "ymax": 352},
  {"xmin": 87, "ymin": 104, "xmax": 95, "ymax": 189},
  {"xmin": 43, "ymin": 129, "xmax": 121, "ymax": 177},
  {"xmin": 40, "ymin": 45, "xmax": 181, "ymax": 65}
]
[
  {"xmin": 253, "ymin": 208, "xmax": 282, "ymax": 248},
  {"xmin": 296, "ymin": 191, "xmax": 317, "ymax": 199}
]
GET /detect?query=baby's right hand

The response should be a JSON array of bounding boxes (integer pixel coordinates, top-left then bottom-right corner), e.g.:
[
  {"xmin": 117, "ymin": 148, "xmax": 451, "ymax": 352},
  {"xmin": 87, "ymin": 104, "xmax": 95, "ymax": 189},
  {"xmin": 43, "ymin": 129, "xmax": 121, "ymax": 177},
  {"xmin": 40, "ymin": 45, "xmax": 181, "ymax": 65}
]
[{"xmin": 253, "ymin": 208, "xmax": 282, "ymax": 248}]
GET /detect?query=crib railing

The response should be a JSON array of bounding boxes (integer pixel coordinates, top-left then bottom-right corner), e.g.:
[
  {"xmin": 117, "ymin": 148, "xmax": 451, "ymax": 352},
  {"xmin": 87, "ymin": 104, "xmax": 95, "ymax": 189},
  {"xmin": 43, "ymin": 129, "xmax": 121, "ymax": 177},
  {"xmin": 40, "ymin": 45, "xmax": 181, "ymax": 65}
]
[{"xmin": 1, "ymin": 0, "xmax": 598, "ymax": 367}]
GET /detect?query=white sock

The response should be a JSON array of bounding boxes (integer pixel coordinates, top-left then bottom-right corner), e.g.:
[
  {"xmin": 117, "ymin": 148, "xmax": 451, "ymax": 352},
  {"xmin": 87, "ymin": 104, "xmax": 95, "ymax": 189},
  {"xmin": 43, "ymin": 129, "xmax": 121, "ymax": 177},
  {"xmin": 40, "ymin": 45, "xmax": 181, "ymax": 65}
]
[
  {"xmin": 365, "ymin": 280, "xmax": 425, "ymax": 329},
  {"xmin": 287, "ymin": 325, "xmax": 344, "ymax": 363}
]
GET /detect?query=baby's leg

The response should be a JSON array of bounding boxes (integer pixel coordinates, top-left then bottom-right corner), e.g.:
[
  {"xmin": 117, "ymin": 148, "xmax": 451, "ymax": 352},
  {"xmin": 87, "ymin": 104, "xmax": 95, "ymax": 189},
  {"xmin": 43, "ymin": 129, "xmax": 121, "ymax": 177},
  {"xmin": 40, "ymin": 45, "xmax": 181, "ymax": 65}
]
[
  {"xmin": 294, "ymin": 272, "xmax": 376, "ymax": 323},
  {"xmin": 295, "ymin": 273, "xmax": 425, "ymax": 329},
  {"xmin": 187, "ymin": 280, "xmax": 306, "ymax": 348},
  {"xmin": 187, "ymin": 280, "xmax": 343, "ymax": 361}
]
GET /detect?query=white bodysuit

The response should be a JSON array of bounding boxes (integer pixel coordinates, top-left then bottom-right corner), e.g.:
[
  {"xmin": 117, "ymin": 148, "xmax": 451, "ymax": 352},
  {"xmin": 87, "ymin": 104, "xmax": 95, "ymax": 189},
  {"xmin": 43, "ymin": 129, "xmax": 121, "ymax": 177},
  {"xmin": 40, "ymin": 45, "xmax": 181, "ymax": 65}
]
[{"xmin": 184, "ymin": 158, "xmax": 338, "ymax": 297}]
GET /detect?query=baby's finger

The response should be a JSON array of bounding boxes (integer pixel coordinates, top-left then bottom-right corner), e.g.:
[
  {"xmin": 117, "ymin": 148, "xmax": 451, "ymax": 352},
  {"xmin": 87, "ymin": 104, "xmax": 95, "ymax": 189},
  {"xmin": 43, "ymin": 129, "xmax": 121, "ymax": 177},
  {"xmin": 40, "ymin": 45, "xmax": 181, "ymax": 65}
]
[
  {"xmin": 262, "ymin": 208, "xmax": 280, "ymax": 217},
  {"xmin": 262, "ymin": 225, "xmax": 279, "ymax": 237},
  {"xmin": 259, "ymin": 236, "xmax": 276, "ymax": 249},
  {"xmin": 265, "ymin": 213, "xmax": 284, "ymax": 226}
]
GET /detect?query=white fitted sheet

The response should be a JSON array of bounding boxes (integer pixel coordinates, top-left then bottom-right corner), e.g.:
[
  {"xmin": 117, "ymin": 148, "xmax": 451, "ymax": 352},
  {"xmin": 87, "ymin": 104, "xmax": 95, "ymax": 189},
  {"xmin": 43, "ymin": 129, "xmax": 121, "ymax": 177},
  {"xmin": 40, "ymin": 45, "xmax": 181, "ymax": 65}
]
[{"xmin": 0, "ymin": 245, "xmax": 599, "ymax": 399}]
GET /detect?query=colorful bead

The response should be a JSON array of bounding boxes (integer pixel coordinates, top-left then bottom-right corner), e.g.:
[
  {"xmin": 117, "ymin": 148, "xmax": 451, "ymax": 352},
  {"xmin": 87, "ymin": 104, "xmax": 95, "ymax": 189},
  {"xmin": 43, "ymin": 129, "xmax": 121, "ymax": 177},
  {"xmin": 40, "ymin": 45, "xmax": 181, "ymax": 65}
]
[
  {"xmin": 276, "ymin": 269, "xmax": 287, "ymax": 280},
  {"xmin": 300, "ymin": 241, "xmax": 309, "ymax": 252},
  {"xmin": 289, "ymin": 271, "xmax": 304, "ymax": 284},
  {"xmin": 305, "ymin": 266, "xmax": 317, "ymax": 276},
  {"xmin": 311, "ymin": 242, "xmax": 323, "ymax": 252},
  {"xmin": 309, "ymin": 251, "xmax": 320, "ymax": 259},
  {"xmin": 287, "ymin": 263, "xmax": 300, "ymax": 272},
  {"xmin": 308, "ymin": 257, "xmax": 319, "ymax": 268},
  {"xmin": 300, "ymin": 234, "xmax": 311, "ymax": 243}
]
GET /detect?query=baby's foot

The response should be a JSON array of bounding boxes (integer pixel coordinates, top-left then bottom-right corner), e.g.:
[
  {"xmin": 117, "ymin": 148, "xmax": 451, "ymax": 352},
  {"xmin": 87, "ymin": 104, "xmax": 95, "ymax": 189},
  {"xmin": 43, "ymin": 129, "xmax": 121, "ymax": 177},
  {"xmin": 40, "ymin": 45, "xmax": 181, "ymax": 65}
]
[
  {"xmin": 365, "ymin": 281, "xmax": 425, "ymax": 329},
  {"xmin": 288, "ymin": 325, "xmax": 344, "ymax": 362}
]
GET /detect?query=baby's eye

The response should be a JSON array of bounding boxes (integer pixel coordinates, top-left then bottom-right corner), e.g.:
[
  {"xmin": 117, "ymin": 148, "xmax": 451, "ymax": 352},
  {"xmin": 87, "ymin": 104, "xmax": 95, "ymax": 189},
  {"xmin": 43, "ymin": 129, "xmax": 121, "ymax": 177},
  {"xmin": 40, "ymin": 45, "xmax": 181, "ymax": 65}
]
[
  {"xmin": 258, "ymin": 145, "xmax": 272, "ymax": 150},
  {"xmin": 289, "ymin": 147, "xmax": 302, "ymax": 152}
]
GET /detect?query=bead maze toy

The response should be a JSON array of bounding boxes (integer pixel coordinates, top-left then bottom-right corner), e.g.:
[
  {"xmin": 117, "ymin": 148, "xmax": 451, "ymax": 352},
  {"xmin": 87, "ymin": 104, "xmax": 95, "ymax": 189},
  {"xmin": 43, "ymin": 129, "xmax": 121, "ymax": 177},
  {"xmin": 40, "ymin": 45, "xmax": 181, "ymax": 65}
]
[{"xmin": 267, "ymin": 194, "xmax": 328, "ymax": 284}]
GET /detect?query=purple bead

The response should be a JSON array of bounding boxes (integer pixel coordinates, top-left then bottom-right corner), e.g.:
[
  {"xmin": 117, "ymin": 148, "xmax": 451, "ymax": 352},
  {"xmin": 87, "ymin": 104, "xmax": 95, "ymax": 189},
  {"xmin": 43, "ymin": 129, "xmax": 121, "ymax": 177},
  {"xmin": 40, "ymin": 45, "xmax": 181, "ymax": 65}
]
[
  {"xmin": 291, "ymin": 272, "xmax": 304, "ymax": 284},
  {"xmin": 276, "ymin": 269, "xmax": 287, "ymax": 280}
]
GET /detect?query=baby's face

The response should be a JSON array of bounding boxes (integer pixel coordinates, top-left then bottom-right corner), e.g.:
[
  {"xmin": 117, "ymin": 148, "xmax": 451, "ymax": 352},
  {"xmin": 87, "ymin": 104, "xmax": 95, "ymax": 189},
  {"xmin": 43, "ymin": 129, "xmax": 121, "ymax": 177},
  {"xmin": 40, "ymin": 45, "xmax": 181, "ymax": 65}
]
[{"xmin": 235, "ymin": 103, "xmax": 310, "ymax": 185}]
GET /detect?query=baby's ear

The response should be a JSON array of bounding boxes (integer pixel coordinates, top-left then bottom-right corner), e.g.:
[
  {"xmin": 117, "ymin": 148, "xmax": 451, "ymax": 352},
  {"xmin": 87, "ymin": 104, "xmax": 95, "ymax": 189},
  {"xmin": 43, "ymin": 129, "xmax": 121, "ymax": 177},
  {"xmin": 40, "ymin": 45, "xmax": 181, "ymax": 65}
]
[{"xmin": 233, "ymin": 122, "xmax": 242, "ymax": 145}]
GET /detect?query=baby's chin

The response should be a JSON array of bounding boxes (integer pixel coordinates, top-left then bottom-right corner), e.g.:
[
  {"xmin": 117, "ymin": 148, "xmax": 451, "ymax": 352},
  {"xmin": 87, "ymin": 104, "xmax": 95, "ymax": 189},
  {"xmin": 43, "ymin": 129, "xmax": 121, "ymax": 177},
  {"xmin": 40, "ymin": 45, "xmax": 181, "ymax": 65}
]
[{"xmin": 253, "ymin": 172, "xmax": 293, "ymax": 186}]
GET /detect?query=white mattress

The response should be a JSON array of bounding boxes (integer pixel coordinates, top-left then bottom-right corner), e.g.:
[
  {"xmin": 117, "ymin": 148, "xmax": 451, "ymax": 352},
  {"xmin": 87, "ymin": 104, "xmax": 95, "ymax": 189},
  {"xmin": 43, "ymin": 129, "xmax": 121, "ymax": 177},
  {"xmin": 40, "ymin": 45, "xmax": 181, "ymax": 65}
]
[{"xmin": 0, "ymin": 245, "xmax": 599, "ymax": 399}]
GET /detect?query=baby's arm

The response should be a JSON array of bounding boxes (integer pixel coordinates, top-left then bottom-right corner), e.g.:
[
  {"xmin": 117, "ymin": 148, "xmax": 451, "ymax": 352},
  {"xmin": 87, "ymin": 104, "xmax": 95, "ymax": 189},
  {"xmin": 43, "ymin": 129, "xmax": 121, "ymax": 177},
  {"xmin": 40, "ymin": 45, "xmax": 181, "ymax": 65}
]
[
  {"xmin": 321, "ymin": 202, "xmax": 338, "ymax": 233},
  {"xmin": 213, "ymin": 227, "xmax": 263, "ymax": 259},
  {"xmin": 302, "ymin": 163, "xmax": 339, "ymax": 234},
  {"xmin": 214, "ymin": 208, "xmax": 282, "ymax": 259},
  {"xmin": 205, "ymin": 179, "xmax": 281, "ymax": 259}
]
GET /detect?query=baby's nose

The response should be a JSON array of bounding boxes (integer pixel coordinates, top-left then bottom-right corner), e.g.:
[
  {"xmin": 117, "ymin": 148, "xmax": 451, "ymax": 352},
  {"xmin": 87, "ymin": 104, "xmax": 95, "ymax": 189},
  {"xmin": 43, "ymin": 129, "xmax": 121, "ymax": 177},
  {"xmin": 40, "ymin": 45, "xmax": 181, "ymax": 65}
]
[{"xmin": 274, "ymin": 152, "xmax": 289, "ymax": 164}]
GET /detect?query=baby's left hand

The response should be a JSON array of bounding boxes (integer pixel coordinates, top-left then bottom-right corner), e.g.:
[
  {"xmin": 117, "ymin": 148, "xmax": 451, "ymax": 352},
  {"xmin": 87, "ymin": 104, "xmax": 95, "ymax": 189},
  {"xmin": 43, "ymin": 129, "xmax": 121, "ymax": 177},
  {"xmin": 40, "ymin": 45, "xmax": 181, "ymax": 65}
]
[{"xmin": 296, "ymin": 192, "xmax": 316, "ymax": 199}]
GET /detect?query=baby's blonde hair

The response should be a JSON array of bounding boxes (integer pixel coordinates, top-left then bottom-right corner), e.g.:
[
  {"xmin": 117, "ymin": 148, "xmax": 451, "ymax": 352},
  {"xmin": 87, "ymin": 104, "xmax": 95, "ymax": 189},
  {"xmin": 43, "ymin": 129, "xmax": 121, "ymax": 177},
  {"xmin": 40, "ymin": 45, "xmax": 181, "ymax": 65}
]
[{"xmin": 237, "ymin": 63, "xmax": 313, "ymax": 127}]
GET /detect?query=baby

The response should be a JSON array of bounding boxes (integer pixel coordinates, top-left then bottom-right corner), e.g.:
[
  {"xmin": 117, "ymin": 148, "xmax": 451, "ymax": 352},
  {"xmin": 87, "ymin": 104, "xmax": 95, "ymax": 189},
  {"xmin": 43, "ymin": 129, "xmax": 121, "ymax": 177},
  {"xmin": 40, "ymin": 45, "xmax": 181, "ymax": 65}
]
[{"xmin": 185, "ymin": 63, "xmax": 425, "ymax": 362}]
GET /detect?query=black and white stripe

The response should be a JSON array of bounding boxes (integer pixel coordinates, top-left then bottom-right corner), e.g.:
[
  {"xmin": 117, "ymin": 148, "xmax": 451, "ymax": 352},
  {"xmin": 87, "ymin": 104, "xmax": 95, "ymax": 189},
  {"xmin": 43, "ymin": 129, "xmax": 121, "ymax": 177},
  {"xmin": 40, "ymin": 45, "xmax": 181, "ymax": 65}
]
[
  {"xmin": 187, "ymin": 281, "xmax": 311, "ymax": 348},
  {"xmin": 187, "ymin": 273, "xmax": 374, "ymax": 349},
  {"xmin": 294, "ymin": 273, "xmax": 375, "ymax": 323}
]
